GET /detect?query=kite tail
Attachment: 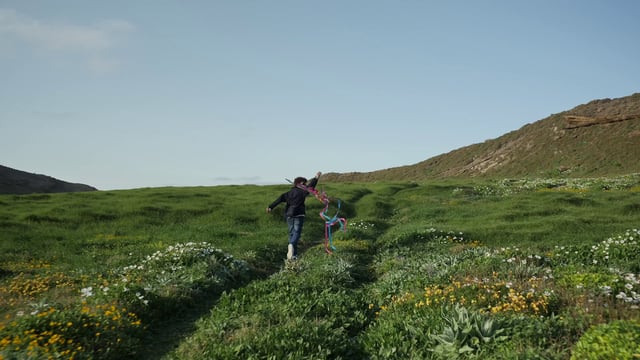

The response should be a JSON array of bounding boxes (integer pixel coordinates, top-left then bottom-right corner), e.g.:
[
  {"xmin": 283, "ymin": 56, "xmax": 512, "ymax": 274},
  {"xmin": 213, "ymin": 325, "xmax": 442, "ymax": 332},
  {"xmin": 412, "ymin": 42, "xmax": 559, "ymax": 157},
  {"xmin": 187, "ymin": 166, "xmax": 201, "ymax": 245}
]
[{"xmin": 320, "ymin": 200, "xmax": 347, "ymax": 254}]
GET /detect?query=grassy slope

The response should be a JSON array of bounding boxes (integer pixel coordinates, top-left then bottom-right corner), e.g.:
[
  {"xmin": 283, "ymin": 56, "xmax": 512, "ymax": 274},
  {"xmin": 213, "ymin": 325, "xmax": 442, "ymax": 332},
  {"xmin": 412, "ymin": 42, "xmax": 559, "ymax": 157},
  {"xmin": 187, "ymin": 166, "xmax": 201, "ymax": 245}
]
[
  {"xmin": 1, "ymin": 186, "xmax": 283, "ymax": 271},
  {"xmin": 1, "ymin": 176, "xmax": 640, "ymax": 358}
]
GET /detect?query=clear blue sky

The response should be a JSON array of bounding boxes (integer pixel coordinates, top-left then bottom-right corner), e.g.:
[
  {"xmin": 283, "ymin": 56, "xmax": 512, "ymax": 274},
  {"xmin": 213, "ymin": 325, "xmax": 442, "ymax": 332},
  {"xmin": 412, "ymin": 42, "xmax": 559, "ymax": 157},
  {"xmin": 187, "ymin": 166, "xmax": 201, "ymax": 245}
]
[{"xmin": 1, "ymin": 1, "xmax": 639, "ymax": 190}]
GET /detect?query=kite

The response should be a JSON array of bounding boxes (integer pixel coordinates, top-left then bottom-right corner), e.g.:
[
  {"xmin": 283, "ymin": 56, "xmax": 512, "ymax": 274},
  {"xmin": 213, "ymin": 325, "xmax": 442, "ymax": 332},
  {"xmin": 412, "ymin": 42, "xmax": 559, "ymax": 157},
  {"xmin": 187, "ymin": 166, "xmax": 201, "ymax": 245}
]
[{"xmin": 286, "ymin": 179, "xmax": 347, "ymax": 254}]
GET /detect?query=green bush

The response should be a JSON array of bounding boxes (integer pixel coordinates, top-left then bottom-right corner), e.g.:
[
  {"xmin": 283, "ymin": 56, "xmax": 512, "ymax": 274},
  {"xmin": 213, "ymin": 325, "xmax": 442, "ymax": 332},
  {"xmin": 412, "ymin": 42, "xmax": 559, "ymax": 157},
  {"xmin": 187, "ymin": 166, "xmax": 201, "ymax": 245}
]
[
  {"xmin": 359, "ymin": 307, "xmax": 437, "ymax": 360},
  {"xmin": 0, "ymin": 302, "xmax": 144, "ymax": 360},
  {"xmin": 570, "ymin": 320, "xmax": 640, "ymax": 360}
]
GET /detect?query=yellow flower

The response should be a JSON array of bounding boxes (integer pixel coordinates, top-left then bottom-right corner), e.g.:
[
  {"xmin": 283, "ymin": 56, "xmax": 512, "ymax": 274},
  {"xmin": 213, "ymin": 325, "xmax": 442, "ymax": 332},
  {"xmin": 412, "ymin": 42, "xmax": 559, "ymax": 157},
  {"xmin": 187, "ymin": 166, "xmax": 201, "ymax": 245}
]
[
  {"xmin": 1, "ymin": 337, "xmax": 12, "ymax": 347},
  {"xmin": 48, "ymin": 334, "xmax": 61, "ymax": 345}
]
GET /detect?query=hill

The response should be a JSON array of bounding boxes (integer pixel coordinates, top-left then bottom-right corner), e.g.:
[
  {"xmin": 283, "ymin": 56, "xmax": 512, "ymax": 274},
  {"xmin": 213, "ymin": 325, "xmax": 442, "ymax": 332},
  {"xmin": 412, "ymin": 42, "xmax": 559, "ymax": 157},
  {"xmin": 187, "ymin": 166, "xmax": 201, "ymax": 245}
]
[
  {"xmin": 0, "ymin": 165, "xmax": 97, "ymax": 194},
  {"xmin": 323, "ymin": 93, "xmax": 640, "ymax": 182}
]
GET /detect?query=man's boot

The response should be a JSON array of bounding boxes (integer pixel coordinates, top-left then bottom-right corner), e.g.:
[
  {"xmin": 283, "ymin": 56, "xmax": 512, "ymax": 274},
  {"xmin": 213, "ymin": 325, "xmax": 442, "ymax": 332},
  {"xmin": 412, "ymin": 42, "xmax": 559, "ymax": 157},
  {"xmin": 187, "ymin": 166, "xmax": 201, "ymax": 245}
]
[{"xmin": 287, "ymin": 244, "xmax": 294, "ymax": 260}]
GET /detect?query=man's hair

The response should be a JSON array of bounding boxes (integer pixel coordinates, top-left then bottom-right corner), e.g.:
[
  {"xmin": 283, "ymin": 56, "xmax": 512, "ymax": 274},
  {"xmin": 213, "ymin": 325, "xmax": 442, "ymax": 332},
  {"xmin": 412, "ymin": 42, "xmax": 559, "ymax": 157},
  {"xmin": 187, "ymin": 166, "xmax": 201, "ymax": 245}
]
[{"xmin": 294, "ymin": 177, "xmax": 307, "ymax": 185}]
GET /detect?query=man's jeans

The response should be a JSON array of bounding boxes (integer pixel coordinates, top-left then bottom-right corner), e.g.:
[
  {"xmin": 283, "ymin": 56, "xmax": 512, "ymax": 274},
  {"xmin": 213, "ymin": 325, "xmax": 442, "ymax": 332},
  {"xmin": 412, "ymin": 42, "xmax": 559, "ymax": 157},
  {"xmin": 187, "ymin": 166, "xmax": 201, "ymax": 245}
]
[{"xmin": 287, "ymin": 216, "xmax": 304, "ymax": 257}]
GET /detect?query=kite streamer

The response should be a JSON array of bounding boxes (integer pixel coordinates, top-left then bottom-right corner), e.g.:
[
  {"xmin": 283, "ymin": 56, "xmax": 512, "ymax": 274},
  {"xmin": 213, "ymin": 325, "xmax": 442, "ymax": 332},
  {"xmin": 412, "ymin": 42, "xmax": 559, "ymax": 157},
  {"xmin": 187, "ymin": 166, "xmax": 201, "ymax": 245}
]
[{"xmin": 286, "ymin": 179, "xmax": 347, "ymax": 254}]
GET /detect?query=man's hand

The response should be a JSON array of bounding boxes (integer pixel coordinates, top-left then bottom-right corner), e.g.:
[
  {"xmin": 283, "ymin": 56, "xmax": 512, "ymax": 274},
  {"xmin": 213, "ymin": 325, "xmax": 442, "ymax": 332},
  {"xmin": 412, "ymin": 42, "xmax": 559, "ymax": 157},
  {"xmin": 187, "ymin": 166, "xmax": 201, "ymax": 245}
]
[
  {"xmin": 316, "ymin": 171, "xmax": 322, "ymax": 178},
  {"xmin": 266, "ymin": 207, "xmax": 272, "ymax": 213}
]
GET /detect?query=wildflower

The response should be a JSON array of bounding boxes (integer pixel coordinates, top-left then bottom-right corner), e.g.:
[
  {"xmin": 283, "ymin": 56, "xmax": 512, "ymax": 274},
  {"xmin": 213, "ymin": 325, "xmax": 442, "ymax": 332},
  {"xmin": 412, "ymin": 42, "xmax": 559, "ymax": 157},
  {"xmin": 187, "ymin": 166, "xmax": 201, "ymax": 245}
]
[
  {"xmin": 80, "ymin": 287, "xmax": 94, "ymax": 298},
  {"xmin": 625, "ymin": 283, "xmax": 634, "ymax": 290}
]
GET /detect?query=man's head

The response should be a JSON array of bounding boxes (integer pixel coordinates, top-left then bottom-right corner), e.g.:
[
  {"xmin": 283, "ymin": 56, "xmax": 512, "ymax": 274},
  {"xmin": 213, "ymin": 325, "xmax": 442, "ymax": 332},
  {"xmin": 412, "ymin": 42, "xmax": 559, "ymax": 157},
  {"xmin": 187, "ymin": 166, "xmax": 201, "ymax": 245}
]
[{"xmin": 294, "ymin": 177, "xmax": 307, "ymax": 186}]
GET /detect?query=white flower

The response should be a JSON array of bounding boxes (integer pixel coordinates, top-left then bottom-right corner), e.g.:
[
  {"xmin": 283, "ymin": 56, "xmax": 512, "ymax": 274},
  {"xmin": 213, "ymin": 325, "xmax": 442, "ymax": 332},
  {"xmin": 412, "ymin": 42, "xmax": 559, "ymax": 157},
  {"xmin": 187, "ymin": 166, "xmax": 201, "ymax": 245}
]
[
  {"xmin": 625, "ymin": 283, "xmax": 634, "ymax": 290},
  {"xmin": 81, "ymin": 287, "xmax": 94, "ymax": 298}
]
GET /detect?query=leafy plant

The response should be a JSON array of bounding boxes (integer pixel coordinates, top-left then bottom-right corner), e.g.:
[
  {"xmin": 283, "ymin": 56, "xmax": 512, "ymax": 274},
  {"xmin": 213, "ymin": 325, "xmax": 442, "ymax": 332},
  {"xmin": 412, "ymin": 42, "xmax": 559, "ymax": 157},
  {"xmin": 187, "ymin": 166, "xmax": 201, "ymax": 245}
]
[
  {"xmin": 570, "ymin": 320, "xmax": 640, "ymax": 360},
  {"xmin": 429, "ymin": 305, "xmax": 508, "ymax": 358}
]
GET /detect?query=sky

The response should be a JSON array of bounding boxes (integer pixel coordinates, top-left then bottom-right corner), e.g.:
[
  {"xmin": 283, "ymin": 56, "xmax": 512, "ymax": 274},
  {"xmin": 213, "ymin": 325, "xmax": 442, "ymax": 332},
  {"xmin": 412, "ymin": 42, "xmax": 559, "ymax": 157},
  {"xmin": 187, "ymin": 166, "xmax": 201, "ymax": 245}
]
[{"xmin": 1, "ymin": 1, "xmax": 639, "ymax": 190}]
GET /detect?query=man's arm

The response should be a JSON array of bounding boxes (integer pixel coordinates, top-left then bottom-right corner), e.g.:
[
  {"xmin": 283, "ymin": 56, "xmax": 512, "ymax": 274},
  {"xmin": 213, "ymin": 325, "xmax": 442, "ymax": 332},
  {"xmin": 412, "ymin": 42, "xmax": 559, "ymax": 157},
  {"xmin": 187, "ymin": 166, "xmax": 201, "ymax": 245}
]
[
  {"xmin": 307, "ymin": 171, "xmax": 322, "ymax": 189},
  {"xmin": 266, "ymin": 193, "xmax": 286, "ymax": 213}
]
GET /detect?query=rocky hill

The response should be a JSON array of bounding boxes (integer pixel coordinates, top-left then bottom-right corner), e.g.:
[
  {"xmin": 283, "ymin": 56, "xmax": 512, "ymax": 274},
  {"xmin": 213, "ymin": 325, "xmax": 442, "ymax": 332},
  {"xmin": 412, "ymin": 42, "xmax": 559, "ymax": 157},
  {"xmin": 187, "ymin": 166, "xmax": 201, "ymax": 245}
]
[
  {"xmin": 0, "ymin": 165, "xmax": 97, "ymax": 194},
  {"xmin": 323, "ymin": 93, "xmax": 640, "ymax": 182}
]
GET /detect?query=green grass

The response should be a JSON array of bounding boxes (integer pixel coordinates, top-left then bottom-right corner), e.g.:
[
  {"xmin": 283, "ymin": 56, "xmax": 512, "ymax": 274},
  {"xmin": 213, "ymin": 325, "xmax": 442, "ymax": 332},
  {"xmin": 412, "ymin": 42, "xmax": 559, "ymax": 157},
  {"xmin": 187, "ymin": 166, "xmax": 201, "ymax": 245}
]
[{"xmin": 1, "ymin": 175, "xmax": 639, "ymax": 359}]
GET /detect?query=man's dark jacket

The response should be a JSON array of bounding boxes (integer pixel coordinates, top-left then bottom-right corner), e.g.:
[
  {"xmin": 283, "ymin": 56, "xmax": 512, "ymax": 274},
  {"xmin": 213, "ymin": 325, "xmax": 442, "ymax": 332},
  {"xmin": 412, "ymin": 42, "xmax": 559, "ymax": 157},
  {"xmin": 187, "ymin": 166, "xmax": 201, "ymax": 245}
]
[{"xmin": 268, "ymin": 177, "xmax": 319, "ymax": 218}]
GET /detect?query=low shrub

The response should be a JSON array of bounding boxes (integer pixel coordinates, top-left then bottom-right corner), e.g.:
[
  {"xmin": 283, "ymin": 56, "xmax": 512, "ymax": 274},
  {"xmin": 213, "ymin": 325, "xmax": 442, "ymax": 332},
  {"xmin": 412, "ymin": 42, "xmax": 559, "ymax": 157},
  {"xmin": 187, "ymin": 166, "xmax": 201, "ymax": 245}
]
[
  {"xmin": 0, "ymin": 242, "xmax": 249, "ymax": 359},
  {"xmin": 0, "ymin": 302, "xmax": 143, "ymax": 360},
  {"xmin": 359, "ymin": 308, "xmax": 437, "ymax": 360},
  {"xmin": 570, "ymin": 320, "xmax": 640, "ymax": 360}
]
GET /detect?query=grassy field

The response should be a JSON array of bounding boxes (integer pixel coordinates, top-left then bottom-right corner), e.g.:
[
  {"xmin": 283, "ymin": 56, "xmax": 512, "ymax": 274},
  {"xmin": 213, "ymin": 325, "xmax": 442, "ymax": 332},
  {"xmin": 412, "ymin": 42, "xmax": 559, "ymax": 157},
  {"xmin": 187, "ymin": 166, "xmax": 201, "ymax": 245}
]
[{"xmin": 1, "ymin": 175, "xmax": 639, "ymax": 359}]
